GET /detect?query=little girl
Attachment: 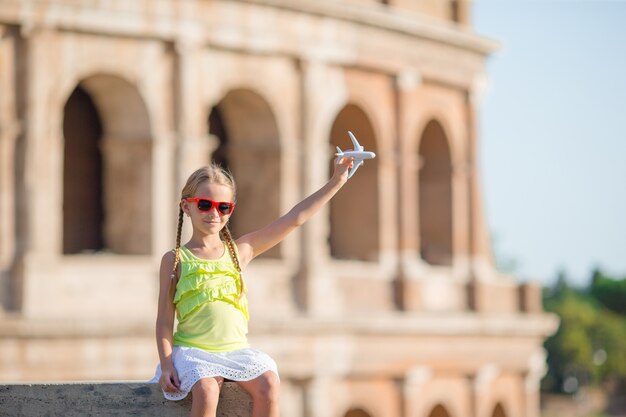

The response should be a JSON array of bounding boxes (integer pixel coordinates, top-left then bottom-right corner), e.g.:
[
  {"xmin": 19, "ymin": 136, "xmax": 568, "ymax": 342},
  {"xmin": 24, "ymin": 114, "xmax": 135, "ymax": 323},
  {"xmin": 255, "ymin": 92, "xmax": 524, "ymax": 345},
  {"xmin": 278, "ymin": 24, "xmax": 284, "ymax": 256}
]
[{"xmin": 151, "ymin": 155, "xmax": 353, "ymax": 417}]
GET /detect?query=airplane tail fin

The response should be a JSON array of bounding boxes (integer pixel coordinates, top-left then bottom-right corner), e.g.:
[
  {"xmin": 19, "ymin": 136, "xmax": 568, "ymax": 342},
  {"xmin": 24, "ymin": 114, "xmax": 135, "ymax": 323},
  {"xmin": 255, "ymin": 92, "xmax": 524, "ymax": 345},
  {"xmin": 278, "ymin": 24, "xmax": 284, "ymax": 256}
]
[{"xmin": 335, "ymin": 146, "xmax": 343, "ymax": 155}]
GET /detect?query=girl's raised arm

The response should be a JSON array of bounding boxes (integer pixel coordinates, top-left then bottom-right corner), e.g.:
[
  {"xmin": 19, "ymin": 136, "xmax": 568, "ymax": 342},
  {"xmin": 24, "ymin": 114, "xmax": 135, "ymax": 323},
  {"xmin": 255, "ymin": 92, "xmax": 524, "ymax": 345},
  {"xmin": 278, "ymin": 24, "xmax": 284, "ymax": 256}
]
[{"xmin": 235, "ymin": 156, "xmax": 353, "ymax": 268}]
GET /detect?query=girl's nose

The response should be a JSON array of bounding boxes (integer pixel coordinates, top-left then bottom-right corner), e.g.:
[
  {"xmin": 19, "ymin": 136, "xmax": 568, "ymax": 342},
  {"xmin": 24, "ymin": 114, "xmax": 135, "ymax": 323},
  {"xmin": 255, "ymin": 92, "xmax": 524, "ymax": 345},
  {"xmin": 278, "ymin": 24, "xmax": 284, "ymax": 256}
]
[{"xmin": 205, "ymin": 206, "xmax": 222, "ymax": 218}]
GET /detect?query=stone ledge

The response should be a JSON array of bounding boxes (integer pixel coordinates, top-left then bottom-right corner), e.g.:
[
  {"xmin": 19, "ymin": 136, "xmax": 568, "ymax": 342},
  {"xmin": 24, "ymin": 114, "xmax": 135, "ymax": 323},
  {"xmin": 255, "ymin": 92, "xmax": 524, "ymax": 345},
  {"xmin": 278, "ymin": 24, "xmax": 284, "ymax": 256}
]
[
  {"xmin": 0, "ymin": 311, "xmax": 558, "ymax": 338},
  {"xmin": 0, "ymin": 382, "xmax": 252, "ymax": 417}
]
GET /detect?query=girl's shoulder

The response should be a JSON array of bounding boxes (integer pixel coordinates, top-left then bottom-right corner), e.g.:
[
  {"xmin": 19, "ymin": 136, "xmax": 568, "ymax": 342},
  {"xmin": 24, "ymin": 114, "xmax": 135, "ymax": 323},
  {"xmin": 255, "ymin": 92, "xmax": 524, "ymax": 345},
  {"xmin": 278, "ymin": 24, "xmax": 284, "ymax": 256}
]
[
  {"xmin": 160, "ymin": 249, "xmax": 176, "ymax": 266},
  {"xmin": 158, "ymin": 249, "xmax": 180, "ymax": 281}
]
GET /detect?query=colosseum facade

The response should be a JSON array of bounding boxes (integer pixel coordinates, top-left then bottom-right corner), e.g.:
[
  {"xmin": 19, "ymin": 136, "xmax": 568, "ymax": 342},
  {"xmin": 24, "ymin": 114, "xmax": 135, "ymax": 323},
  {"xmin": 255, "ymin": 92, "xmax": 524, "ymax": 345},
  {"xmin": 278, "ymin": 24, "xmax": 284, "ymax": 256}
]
[{"xmin": 0, "ymin": 1, "xmax": 557, "ymax": 417}]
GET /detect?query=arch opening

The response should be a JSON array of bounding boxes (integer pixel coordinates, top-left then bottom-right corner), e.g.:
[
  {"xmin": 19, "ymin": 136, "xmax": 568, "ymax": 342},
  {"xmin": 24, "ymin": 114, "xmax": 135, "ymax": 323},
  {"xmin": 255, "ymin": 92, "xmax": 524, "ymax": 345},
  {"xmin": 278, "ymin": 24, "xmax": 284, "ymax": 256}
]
[
  {"xmin": 63, "ymin": 86, "xmax": 104, "ymax": 254},
  {"xmin": 62, "ymin": 74, "xmax": 152, "ymax": 255},
  {"xmin": 344, "ymin": 408, "xmax": 374, "ymax": 417},
  {"xmin": 329, "ymin": 104, "xmax": 380, "ymax": 262},
  {"xmin": 492, "ymin": 403, "xmax": 507, "ymax": 417},
  {"xmin": 418, "ymin": 120, "xmax": 452, "ymax": 266},
  {"xmin": 428, "ymin": 404, "xmax": 451, "ymax": 417},
  {"xmin": 209, "ymin": 89, "xmax": 281, "ymax": 258}
]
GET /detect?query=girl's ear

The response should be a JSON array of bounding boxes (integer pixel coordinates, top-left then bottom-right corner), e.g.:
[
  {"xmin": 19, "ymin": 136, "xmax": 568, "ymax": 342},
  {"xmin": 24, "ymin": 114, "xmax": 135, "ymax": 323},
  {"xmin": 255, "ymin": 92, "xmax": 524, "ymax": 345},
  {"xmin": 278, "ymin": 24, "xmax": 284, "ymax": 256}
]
[{"xmin": 181, "ymin": 199, "xmax": 190, "ymax": 216}]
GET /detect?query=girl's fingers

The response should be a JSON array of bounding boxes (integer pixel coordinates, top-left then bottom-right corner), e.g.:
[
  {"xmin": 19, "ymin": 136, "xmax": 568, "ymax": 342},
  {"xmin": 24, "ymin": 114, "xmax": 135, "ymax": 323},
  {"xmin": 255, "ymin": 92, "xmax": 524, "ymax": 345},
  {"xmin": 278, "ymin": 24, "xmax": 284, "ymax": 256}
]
[
  {"xmin": 332, "ymin": 156, "xmax": 353, "ymax": 180},
  {"xmin": 336, "ymin": 156, "xmax": 353, "ymax": 166},
  {"xmin": 166, "ymin": 379, "xmax": 179, "ymax": 392},
  {"xmin": 160, "ymin": 373, "xmax": 180, "ymax": 392}
]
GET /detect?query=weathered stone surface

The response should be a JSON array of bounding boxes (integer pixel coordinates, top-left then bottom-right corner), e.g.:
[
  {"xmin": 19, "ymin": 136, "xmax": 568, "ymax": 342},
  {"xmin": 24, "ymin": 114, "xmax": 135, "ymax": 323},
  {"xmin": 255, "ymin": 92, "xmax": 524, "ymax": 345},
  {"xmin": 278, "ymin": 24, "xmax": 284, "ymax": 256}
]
[{"xmin": 0, "ymin": 382, "xmax": 251, "ymax": 417}]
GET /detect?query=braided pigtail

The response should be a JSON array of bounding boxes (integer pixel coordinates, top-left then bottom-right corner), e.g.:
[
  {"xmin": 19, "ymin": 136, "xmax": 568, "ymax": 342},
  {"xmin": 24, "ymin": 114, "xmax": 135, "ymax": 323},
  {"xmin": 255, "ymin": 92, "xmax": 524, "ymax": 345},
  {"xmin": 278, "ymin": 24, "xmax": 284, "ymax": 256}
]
[
  {"xmin": 168, "ymin": 206, "xmax": 184, "ymax": 299},
  {"xmin": 220, "ymin": 225, "xmax": 247, "ymax": 299}
]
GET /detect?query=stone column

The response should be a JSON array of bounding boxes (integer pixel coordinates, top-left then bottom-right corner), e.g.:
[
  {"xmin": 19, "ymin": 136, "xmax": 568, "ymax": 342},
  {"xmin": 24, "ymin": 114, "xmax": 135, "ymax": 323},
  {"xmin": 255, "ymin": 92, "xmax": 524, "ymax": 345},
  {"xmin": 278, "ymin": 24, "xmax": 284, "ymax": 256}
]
[
  {"xmin": 524, "ymin": 349, "xmax": 548, "ymax": 417},
  {"xmin": 147, "ymin": 44, "xmax": 177, "ymax": 258},
  {"xmin": 451, "ymin": 151, "xmax": 471, "ymax": 273},
  {"xmin": 172, "ymin": 38, "xmax": 214, "ymax": 244},
  {"xmin": 296, "ymin": 59, "xmax": 346, "ymax": 315},
  {"xmin": 0, "ymin": 26, "xmax": 20, "ymax": 310},
  {"xmin": 151, "ymin": 129, "xmax": 176, "ymax": 256},
  {"xmin": 173, "ymin": 38, "xmax": 213, "ymax": 192},
  {"xmin": 467, "ymin": 79, "xmax": 494, "ymax": 279},
  {"xmin": 444, "ymin": 92, "xmax": 472, "ymax": 277},
  {"xmin": 472, "ymin": 364, "xmax": 500, "ymax": 417},
  {"xmin": 304, "ymin": 376, "xmax": 336, "ymax": 417},
  {"xmin": 14, "ymin": 26, "xmax": 61, "ymax": 317},
  {"xmin": 21, "ymin": 26, "xmax": 60, "ymax": 260},
  {"xmin": 403, "ymin": 366, "xmax": 433, "ymax": 417},
  {"xmin": 396, "ymin": 71, "xmax": 422, "ymax": 261},
  {"xmin": 0, "ymin": 141, "xmax": 19, "ymax": 305},
  {"xmin": 465, "ymin": 78, "xmax": 502, "ymax": 311},
  {"xmin": 375, "ymin": 74, "xmax": 400, "ymax": 286},
  {"xmin": 395, "ymin": 70, "xmax": 428, "ymax": 311},
  {"xmin": 0, "ymin": 125, "xmax": 18, "ymax": 309}
]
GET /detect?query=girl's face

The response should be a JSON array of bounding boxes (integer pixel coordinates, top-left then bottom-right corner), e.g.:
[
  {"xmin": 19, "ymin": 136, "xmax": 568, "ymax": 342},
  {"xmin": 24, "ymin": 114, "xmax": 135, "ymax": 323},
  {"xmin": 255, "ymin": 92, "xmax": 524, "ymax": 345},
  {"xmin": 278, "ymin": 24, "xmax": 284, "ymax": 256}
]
[{"xmin": 181, "ymin": 182, "xmax": 234, "ymax": 235}]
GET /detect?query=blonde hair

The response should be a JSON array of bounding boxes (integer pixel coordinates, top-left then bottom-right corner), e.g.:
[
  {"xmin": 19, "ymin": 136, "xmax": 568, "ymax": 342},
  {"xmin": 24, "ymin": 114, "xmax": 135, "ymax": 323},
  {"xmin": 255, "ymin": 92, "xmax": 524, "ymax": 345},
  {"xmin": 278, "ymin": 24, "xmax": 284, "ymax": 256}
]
[{"xmin": 170, "ymin": 163, "xmax": 247, "ymax": 299}]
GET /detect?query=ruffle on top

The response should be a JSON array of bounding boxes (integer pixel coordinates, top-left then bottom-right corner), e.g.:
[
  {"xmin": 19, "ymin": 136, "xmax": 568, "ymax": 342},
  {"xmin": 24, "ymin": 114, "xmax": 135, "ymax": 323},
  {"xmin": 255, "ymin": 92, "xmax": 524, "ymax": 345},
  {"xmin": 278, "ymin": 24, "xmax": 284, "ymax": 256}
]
[{"xmin": 174, "ymin": 246, "xmax": 249, "ymax": 321}]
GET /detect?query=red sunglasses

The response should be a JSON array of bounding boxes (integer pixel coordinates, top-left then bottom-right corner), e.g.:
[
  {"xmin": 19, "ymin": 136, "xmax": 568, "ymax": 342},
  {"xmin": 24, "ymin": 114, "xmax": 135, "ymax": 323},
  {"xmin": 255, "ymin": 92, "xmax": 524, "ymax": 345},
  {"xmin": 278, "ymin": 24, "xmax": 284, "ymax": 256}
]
[{"xmin": 185, "ymin": 198, "xmax": 235, "ymax": 215}]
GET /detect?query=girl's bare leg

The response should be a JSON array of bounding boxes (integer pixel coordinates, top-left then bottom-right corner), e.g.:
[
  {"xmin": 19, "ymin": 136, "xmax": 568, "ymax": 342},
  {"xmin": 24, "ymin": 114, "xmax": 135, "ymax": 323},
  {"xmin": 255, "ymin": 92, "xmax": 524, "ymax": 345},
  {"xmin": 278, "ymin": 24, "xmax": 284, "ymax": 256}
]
[
  {"xmin": 190, "ymin": 377, "xmax": 224, "ymax": 417},
  {"xmin": 237, "ymin": 371, "xmax": 280, "ymax": 417}
]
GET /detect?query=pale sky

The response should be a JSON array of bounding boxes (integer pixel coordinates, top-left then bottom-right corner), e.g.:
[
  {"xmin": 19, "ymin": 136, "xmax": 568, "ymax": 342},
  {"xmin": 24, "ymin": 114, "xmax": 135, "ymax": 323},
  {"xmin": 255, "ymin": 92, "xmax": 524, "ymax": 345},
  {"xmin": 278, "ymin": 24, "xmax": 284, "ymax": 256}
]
[{"xmin": 472, "ymin": 0, "xmax": 626, "ymax": 286}]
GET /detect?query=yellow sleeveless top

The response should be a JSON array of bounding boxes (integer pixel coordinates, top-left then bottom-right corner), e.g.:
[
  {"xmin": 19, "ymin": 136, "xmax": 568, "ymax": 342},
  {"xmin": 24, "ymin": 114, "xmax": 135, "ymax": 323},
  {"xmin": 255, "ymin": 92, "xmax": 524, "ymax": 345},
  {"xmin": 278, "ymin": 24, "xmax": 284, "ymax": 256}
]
[{"xmin": 172, "ymin": 244, "xmax": 250, "ymax": 352}]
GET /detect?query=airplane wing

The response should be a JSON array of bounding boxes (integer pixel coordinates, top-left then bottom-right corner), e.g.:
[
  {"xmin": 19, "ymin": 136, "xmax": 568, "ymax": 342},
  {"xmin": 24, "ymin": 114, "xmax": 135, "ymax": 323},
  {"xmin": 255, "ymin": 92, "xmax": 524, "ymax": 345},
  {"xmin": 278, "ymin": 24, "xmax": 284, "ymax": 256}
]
[
  {"xmin": 348, "ymin": 159, "xmax": 364, "ymax": 179},
  {"xmin": 348, "ymin": 131, "xmax": 363, "ymax": 151}
]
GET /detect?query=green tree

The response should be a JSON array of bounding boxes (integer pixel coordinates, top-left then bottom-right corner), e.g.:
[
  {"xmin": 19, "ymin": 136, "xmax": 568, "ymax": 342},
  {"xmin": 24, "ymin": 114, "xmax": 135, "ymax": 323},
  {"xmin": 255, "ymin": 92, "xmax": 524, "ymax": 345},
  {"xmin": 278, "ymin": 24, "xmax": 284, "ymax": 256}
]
[
  {"xmin": 590, "ymin": 269, "xmax": 626, "ymax": 315},
  {"xmin": 542, "ymin": 269, "xmax": 626, "ymax": 394}
]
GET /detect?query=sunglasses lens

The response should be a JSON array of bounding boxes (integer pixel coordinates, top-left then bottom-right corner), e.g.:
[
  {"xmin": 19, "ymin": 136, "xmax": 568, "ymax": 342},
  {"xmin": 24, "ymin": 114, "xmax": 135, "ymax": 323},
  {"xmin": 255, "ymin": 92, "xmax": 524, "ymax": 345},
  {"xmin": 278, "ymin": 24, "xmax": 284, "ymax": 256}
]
[
  {"xmin": 196, "ymin": 199, "xmax": 213, "ymax": 211},
  {"xmin": 218, "ymin": 203, "xmax": 233, "ymax": 215}
]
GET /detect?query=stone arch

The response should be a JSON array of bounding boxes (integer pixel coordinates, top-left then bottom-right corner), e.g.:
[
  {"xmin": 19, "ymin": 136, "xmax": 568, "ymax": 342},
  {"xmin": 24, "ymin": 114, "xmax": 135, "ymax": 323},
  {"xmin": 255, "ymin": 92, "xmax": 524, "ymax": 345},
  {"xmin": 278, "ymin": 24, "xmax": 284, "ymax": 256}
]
[
  {"xmin": 208, "ymin": 88, "xmax": 281, "ymax": 258},
  {"xmin": 427, "ymin": 404, "xmax": 451, "ymax": 417},
  {"xmin": 492, "ymin": 403, "xmax": 506, "ymax": 417},
  {"xmin": 418, "ymin": 119, "xmax": 452, "ymax": 266},
  {"xmin": 328, "ymin": 103, "xmax": 380, "ymax": 261},
  {"xmin": 62, "ymin": 74, "xmax": 152, "ymax": 255},
  {"xmin": 344, "ymin": 408, "xmax": 374, "ymax": 417}
]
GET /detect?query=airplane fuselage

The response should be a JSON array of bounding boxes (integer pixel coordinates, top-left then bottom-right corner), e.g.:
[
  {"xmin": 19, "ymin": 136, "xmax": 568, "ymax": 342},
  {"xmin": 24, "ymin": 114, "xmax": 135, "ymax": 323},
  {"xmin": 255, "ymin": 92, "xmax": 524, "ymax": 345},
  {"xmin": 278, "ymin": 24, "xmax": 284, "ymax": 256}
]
[{"xmin": 335, "ymin": 150, "xmax": 376, "ymax": 159}]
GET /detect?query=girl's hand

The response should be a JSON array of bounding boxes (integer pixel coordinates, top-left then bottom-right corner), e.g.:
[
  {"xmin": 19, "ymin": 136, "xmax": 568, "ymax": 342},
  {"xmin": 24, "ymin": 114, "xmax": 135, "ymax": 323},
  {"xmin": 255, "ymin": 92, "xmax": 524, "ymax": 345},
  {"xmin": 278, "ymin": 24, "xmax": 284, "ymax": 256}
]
[
  {"xmin": 159, "ymin": 364, "xmax": 181, "ymax": 393},
  {"xmin": 332, "ymin": 155, "xmax": 354, "ymax": 183}
]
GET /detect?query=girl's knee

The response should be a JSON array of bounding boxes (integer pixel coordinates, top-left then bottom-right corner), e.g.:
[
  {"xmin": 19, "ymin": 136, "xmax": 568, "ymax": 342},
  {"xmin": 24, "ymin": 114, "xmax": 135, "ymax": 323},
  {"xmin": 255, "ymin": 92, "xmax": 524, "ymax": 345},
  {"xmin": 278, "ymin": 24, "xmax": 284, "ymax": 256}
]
[
  {"xmin": 192, "ymin": 377, "xmax": 223, "ymax": 403},
  {"xmin": 255, "ymin": 372, "xmax": 280, "ymax": 402}
]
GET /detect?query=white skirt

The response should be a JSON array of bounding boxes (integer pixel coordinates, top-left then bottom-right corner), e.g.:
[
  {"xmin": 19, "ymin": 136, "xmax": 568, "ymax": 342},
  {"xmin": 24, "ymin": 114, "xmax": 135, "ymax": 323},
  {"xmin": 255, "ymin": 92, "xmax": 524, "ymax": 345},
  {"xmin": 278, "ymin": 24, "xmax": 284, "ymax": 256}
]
[{"xmin": 149, "ymin": 345, "xmax": 279, "ymax": 401}]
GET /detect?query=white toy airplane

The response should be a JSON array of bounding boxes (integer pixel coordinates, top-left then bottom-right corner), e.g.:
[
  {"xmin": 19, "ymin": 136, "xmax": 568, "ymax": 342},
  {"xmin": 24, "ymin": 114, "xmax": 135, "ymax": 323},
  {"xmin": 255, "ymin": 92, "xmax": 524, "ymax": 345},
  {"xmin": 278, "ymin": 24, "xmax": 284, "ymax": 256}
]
[{"xmin": 335, "ymin": 131, "xmax": 376, "ymax": 179}]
